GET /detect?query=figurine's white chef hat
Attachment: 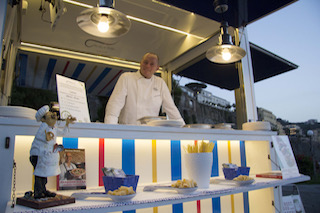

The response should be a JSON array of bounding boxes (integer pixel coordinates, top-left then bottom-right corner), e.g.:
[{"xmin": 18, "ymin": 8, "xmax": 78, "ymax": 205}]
[{"xmin": 35, "ymin": 105, "xmax": 49, "ymax": 122}]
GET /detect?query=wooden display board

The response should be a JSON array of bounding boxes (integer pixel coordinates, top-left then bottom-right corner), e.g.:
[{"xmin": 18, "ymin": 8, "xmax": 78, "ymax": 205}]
[{"xmin": 16, "ymin": 194, "xmax": 75, "ymax": 209}]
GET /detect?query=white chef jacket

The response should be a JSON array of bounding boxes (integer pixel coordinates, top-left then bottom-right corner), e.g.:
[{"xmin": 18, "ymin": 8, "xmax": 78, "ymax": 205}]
[
  {"xmin": 104, "ymin": 71, "xmax": 185, "ymax": 125},
  {"xmin": 30, "ymin": 122, "xmax": 68, "ymax": 177}
]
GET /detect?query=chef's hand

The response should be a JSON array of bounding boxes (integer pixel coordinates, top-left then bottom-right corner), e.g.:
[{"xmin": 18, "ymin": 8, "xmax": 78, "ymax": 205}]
[
  {"xmin": 53, "ymin": 144, "xmax": 58, "ymax": 152},
  {"xmin": 45, "ymin": 130, "xmax": 54, "ymax": 141},
  {"xmin": 66, "ymin": 116, "xmax": 76, "ymax": 127},
  {"xmin": 53, "ymin": 144, "xmax": 64, "ymax": 152}
]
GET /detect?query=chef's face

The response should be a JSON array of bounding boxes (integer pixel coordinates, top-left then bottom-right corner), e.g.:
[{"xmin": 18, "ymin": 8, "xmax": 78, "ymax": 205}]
[
  {"xmin": 66, "ymin": 153, "xmax": 72, "ymax": 162},
  {"xmin": 140, "ymin": 53, "xmax": 159, "ymax": 79},
  {"xmin": 44, "ymin": 111, "xmax": 57, "ymax": 127}
]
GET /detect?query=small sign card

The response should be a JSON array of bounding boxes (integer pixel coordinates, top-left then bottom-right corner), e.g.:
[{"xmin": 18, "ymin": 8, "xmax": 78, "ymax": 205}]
[
  {"xmin": 56, "ymin": 74, "xmax": 90, "ymax": 122},
  {"xmin": 272, "ymin": 136, "xmax": 299, "ymax": 179},
  {"xmin": 58, "ymin": 148, "xmax": 86, "ymax": 190}
]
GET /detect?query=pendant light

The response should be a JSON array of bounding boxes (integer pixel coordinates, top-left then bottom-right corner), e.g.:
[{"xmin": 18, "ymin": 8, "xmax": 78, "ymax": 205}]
[
  {"xmin": 206, "ymin": 0, "xmax": 246, "ymax": 64},
  {"xmin": 76, "ymin": 0, "xmax": 131, "ymax": 38}
]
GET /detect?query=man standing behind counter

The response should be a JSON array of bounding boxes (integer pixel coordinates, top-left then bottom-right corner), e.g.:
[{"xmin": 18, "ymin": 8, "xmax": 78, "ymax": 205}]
[{"xmin": 104, "ymin": 52, "xmax": 185, "ymax": 125}]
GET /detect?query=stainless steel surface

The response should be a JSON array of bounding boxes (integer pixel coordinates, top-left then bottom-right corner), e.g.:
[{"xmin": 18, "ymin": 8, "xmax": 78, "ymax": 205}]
[
  {"xmin": 206, "ymin": 44, "xmax": 246, "ymax": 64},
  {"xmin": 20, "ymin": 0, "xmax": 218, "ymax": 66}
]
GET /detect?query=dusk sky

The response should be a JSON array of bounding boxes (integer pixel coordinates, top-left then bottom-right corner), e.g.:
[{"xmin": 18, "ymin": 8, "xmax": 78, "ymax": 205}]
[{"xmin": 176, "ymin": 0, "xmax": 320, "ymax": 123}]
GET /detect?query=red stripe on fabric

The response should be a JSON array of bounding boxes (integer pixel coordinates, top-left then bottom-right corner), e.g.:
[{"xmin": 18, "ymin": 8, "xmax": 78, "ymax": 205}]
[
  {"xmin": 99, "ymin": 138, "xmax": 105, "ymax": 186},
  {"xmin": 61, "ymin": 61, "xmax": 70, "ymax": 75},
  {"xmin": 98, "ymin": 70, "xmax": 123, "ymax": 95},
  {"xmin": 197, "ymin": 200, "xmax": 201, "ymax": 213}
]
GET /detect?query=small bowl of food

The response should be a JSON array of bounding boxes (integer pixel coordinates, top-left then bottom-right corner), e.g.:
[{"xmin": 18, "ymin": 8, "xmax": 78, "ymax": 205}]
[
  {"xmin": 102, "ymin": 175, "xmax": 139, "ymax": 193},
  {"xmin": 107, "ymin": 186, "xmax": 136, "ymax": 202}
]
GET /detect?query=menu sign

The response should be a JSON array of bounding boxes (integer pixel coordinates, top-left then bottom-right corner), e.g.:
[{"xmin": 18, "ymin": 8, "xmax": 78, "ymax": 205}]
[
  {"xmin": 272, "ymin": 136, "xmax": 299, "ymax": 179},
  {"xmin": 56, "ymin": 74, "xmax": 90, "ymax": 122}
]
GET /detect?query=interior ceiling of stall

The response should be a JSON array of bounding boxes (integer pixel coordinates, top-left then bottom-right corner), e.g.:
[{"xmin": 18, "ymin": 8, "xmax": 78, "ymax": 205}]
[{"xmin": 16, "ymin": 0, "xmax": 298, "ymax": 95}]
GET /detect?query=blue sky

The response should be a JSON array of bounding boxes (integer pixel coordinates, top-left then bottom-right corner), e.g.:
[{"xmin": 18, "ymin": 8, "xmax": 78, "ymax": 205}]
[{"xmin": 176, "ymin": 0, "xmax": 320, "ymax": 123}]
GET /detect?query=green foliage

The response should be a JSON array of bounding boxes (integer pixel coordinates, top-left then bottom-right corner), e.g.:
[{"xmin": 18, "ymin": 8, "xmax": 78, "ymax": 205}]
[
  {"xmin": 296, "ymin": 155, "xmax": 313, "ymax": 176},
  {"xmin": 172, "ymin": 79, "xmax": 182, "ymax": 106},
  {"xmin": 10, "ymin": 85, "xmax": 57, "ymax": 110}
]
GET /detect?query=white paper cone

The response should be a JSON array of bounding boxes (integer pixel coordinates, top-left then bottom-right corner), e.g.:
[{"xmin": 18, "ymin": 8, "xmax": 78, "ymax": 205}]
[{"xmin": 184, "ymin": 152, "xmax": 213, "ymax": 188}]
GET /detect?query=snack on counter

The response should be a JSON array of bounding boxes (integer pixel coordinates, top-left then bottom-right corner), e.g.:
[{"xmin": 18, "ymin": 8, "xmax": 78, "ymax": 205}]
[
  {"xmin": 184, "ymin": 140, "xmax": 215, "ymax": 153},
  {"xmin": 102, "ymin": 167, "xmax": 126, "ymax": 177},
  {"xmin": 171, "ymin": 179, "xmax": 197, "ymax": 188},
  {"xmin": 233, "ymin": 175, "xmax": 253, "ymax": 181},
  {"xmin": 222, "ymin": 163, "xmax": 238, "ymax": 168},
  {"xmin": 108, "ymin": 186, "xmax": 135, "ymax": 196}
]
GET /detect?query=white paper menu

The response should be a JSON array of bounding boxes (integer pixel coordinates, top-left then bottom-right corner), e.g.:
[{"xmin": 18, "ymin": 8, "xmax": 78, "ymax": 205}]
[
  {"xmin": 56, "ymin": 74, "xmax": 90, "ymax": 123},
  {"xmin": 272, "ymin": 136, "xmax": 300, "ymax": 179}
]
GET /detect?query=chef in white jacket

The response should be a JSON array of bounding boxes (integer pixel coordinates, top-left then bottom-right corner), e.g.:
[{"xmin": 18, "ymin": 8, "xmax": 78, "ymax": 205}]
[
  {"xmin": 30, "ymin": 105, "xmax": 75, "ymax": 199},
  {"xmin": 104, "ymin": 53, "xmax": 185, "ymax": 125}
]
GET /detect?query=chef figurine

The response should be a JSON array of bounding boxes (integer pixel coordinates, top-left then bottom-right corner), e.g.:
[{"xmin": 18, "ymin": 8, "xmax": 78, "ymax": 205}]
[{"xmin": 29, "ymin": 105, "xmax": 76, "ymax": 199}]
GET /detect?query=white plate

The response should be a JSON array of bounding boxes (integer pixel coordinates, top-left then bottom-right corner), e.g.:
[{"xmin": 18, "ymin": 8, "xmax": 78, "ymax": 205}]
[
  {"xmin": 183, "ymin": 124, "xmax": 213, "ymax": 129},
  {"xmin": 143, "ymin": 185, "xmax": 198, "ymax": 194},
  {"xmin": 213, "ymin": 123, "xmax": 234, "ymax": 130},
  {"xmin": 138, "ymin": 116, "xmax": 166, "ymax": 124},
  {"xmin": 71, "ymin": 192, "xmax": 136, "ymax": 202},
  {"xmin": 107, "ymin": 193, "xmax": 136, "ymax": 202},
  {"xmin": 0, "ymin": 106, "xmax": 37, "ymax": 120},
  {"xmin": 234, "ymin": 179, "xmax": 255, "ymax": 186},
  {"xmin": 174, "ymin": 187, "xmax": 198, "ymax": 194},
  {"xmin": 147, "ymin": 120, "xmax": 183, "ymax": 127}
]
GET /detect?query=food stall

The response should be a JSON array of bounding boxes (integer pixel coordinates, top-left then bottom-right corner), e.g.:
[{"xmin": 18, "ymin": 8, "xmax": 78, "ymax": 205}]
[
  {"xmin": 0, "ymin": 0, "xmax": 304, "ymax": 212},
  {"xmin": 0, "ymin": 117, "xmax": 309, "ymax": 212}
]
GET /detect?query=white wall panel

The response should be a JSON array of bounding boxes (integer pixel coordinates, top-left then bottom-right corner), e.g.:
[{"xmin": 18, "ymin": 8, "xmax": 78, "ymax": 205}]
[
  {"xmin": 104, "ymin": 138, "xmax": 122, "ymax": 169},
  {"xmin": 78, "ymin": 137, "xmax": 99, "ymax": 188},
  {"xmin": 135, "ymin": 139, "xmax": 152, "ymax": 184},
  {"xmin": 14, "ymin": 136, "xmax": 34, "ymax": 193},
  {"xmin": 156, "ymin": 140, "xmax": 171, "ymax": 183}
]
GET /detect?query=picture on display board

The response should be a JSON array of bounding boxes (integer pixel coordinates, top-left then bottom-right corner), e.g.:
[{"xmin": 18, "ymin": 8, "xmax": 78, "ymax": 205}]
[{"xmin": 58, "ymin": 148, "xmax": 86, "ymax": 190}]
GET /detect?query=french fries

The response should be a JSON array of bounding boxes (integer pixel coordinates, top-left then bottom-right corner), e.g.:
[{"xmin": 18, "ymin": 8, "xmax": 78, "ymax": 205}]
[{"xmin": 184, "ymin": 141, "xmax": 214, "ymax": 153}]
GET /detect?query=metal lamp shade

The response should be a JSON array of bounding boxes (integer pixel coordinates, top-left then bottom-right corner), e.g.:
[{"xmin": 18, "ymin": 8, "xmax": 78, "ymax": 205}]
[
  {"xmin": 206, "ymin": 44, "xmax": 246, "ymax": 64},
  {"xmin": 77, "ymin": 7, "xmax": 131, "ymax": 38}
]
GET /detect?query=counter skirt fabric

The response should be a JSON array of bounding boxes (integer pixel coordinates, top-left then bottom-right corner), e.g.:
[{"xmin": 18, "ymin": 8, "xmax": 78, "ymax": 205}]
[{"xmin": 105, "ymin": 71, "xmax": 185, "ymax": 125}]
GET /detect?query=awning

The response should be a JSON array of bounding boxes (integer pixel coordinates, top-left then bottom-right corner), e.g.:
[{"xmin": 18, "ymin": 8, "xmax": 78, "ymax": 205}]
[{"xmin": 174, "ymin": 42, "xmax": 298, "ymax": 90}]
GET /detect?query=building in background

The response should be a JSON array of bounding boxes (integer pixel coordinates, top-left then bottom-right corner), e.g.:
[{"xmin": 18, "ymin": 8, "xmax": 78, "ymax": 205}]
[
  {"xmin": 257, "ymin": 107, "xmax": 277, "ymax": 130},
  {"xmin": 177, "ymin": 85, "xmax": 235, "ymax": 125}
]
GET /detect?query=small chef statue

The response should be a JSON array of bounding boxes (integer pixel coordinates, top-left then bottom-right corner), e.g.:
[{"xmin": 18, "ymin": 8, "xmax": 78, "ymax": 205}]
[{"xmin": 29, "ymin": 105, "xmax": 75, "ymax": 199}]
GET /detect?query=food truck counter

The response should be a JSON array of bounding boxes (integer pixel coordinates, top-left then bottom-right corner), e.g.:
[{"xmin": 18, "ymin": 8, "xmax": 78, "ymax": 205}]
[{"xmin": 0, "ymin": 117, "xmax": 309, "ymax": 213}]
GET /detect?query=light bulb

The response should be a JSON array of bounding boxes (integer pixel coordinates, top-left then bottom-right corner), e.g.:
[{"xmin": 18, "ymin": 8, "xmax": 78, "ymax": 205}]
[
  {"xmin": 221, "ymin": 48, "xmax": 231, "ymax": 61},
  {"xmin": 97, "ymin": 16, "xmax": 109, "ymax": 33}
]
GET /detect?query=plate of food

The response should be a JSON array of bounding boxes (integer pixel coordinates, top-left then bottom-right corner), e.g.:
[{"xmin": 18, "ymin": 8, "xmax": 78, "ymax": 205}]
[
  {"xmin": 234, "ymin": 179, "xmax": 255, "ymax": 186},
  {"xmin": 70, "ymin": 168, "xmax": 86, "ymax": 177},
  {"xmin": 144, "ymin": 179, "xmax": 198, "ymax": 194},
  {"xmin": 233, "ymin": 175, "xmax": 255, "ymax": 186}
]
